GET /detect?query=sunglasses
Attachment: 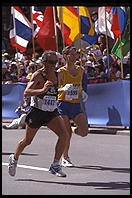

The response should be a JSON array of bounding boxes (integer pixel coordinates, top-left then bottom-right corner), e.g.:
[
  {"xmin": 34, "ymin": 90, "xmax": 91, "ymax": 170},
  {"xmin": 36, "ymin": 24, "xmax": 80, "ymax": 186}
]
[{"xmin": 46, "ymin": 60, "xmax": 58, "ymax": 64}]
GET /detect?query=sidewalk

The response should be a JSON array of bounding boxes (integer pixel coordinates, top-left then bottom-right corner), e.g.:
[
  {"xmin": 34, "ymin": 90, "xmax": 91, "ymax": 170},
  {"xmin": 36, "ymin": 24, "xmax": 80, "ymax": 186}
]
[
  {"xmin": 2, "ymin": 119, "xmax": 130, "ymax": 136},
  {"xmin": 88, "ymin": 126, "xmax": 130, "ymax": 136}
]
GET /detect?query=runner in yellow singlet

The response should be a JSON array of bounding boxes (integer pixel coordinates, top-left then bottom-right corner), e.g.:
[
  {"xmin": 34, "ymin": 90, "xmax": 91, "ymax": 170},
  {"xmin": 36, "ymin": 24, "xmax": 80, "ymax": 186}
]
[{"xmin": 57, "ymin": 46, "xmax": 88, "ymax": 167}]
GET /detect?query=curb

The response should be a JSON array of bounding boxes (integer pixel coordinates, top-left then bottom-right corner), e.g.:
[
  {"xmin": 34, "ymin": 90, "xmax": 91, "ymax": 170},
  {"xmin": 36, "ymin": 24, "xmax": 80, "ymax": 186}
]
[
  {"xmin": 89, "ymin": 129, "xmax": 130, "ymax": 136},
  {"xmin": 2, "ymin": 122, "xmax": 130, "ymax": 136}
]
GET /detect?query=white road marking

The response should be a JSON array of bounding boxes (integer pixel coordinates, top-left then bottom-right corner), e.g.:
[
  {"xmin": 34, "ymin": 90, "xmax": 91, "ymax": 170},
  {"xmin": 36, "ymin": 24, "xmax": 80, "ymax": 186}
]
[{"xmin": 2, "ymin": 162, "xmax": 49, "ymax": 172}]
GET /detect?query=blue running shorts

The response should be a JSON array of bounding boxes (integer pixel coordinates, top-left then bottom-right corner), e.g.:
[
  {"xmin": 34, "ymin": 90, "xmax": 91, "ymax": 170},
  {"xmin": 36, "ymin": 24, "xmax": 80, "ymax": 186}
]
[{"xmin": 57, "ymin": 101, "xmax": 83, "ymax": 120}]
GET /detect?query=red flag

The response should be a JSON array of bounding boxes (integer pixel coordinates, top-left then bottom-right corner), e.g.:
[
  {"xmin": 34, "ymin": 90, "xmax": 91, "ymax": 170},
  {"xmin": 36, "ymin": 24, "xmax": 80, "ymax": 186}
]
[
  {"xmin": 61, "ymin": 24, "xmax": 73, "ymax": 46},
  {"xmin": 111, "ymin": 7, "xmax": 125, "ymax": 40},
  {"xmin": 111, "ymin": 7, "xmax": 120, "ymax": 40},
  {"xmin": 35, "ymin": 7, "xmax": 56, "ymax": 51}
]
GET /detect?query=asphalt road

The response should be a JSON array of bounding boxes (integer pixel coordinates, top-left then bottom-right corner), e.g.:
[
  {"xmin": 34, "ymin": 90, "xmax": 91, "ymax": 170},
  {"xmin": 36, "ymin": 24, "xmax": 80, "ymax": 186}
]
[{"xmin": 2, "ymin": 127, "xmax": 130, "ymax": 195}]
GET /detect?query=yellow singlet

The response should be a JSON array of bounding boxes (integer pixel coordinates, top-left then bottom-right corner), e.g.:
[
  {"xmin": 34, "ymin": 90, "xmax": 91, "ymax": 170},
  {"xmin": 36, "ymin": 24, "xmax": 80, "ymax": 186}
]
[{"xmin": 58, "ymin": 65, "xmax": 82, "ymax": 103}]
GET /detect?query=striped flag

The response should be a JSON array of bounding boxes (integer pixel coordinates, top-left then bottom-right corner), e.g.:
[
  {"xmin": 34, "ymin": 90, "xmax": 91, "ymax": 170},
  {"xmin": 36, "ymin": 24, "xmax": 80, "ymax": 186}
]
[
  {"xmin": 31, "ymin": 6, "xmax": 44, "ymax": 37},
  {"xmin": 10, "ymin": 6, "xmax": 32, "ymax": 52},
  {"xmin": 111, "ymin": 7, "xmax": 125, "ymax": 40},
  {"xmin": 98, "ymin": 7, "xmax": 114, "ymax": 39}
]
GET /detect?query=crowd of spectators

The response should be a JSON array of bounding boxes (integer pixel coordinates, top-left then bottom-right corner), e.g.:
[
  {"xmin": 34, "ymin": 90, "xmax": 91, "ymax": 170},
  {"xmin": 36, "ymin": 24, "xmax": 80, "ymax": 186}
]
[{"xmin": 2, "ymin": 39, "xmax": 130, "ymax": 85}]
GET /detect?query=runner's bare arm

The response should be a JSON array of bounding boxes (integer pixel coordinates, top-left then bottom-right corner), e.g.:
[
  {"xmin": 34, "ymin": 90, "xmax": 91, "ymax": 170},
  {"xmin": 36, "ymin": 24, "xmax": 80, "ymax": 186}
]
[
  {"xmin": 24, "ymin": 72, "xmax": 53, "ymax": 98},
  {"xmin": 57, "ymin": 69, "xmax": 65, "ymax": 92}
]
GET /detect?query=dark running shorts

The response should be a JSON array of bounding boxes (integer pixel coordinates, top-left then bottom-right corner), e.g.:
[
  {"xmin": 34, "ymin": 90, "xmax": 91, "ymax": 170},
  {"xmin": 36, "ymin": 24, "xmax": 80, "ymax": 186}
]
[{"xmin": 25, "ymin": 107, "xmax": 59, "ymax": 128}]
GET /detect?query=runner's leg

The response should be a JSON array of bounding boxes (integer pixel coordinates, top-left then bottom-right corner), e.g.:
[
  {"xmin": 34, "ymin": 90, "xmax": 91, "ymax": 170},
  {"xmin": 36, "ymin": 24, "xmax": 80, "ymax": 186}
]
[
  {"xmin": 73, "ymin": 113, "xmax": 88, "ymax": 137},
  {"xmin": 59, "ymin": 115, "xmax": 72, "ymax": 158},
  {"xmin": 47, "ymin": 115, "xmax": 68, "ymax": 161},
  {"xmin": 14, "ymin": 125, "xmax": 39, "ymax": 160}
]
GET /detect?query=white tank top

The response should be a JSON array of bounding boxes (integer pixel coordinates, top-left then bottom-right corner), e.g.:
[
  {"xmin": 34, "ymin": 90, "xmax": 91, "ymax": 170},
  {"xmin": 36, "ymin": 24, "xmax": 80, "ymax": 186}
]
[{"xmin": 30, "ymin": 84, "xmax": 58, "ymax": 112}]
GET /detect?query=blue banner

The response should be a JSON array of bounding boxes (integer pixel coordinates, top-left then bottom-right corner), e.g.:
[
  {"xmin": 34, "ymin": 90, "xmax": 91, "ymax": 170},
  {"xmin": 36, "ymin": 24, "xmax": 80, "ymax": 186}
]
[
  {"xmin": 2, "ymin": 80, "xmax": 130, "ymax": 126},
  {"xmin": 2, "ymin": 83, "xmax": 27, "ymax": 119},
  {"xmin": 85, "ymin": 80, "xmax": 130, "ymax": 126}
]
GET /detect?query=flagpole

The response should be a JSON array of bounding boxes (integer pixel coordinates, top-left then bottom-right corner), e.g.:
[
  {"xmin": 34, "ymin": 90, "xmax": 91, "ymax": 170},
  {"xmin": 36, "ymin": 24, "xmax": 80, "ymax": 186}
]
[
  {"xmin": 53, "ymin": 6, "xmax": 58, "ymax": 52},
  {"xmin": 77, "ymin": 6, "xmax": 81, "ymax": 49},
  {"xmin": 12, "ymin": 7, "xmax": 19, "ymax": 63},
  {"xmin": 77, "ymin": 6, "xmax": 82, "ymax": 66},
  {"xmin": 30, "ymin": 6, "xmax": 35, "ymax": 60},
  {"xmin": 104, "ymin": 7, "xmax": 110, "ymax": 78},
  {"xmin": 117, "ymin": 7, "xmax": 124, "ymax": 79},
  {"xmin": 60, "ymin": 6, "xmax": 65, "ymax": 49}
]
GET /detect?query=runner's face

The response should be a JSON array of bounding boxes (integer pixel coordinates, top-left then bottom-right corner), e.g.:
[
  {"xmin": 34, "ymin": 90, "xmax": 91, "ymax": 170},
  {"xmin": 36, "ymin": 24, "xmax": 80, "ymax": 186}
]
[
  {"xmin": 45, "ymin": 55, "xmax": 58, "ymax": 70},
  {"xmin": 67, "ymin": 48, "xmax": 78, "ymax": 63}
]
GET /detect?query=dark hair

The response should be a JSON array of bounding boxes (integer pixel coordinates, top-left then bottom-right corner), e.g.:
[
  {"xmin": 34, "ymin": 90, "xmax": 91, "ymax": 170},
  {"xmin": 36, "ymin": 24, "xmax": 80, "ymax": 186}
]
[
  {"xmin": 42, "ymin": 50, "xmax": 57, "ymax": 61},
  {"xmin": 62, "ymin": 46, "xmax": 76, "ymax": 56},
  {"xmin": 28, "ymin": 64, "xmax": 36, "ymax": 71}
]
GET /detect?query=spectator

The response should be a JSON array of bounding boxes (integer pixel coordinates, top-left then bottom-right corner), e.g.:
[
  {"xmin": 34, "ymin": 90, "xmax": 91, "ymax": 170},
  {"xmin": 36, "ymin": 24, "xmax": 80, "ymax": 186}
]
[
  {"xmin": 23, "ymin": 60, "xmax": 30, "ymax": 73},
  {"xmin": 2, "ymin": 59, "xmax": 10, "ymax": 81},
  {"xmin": 90, "ymin": 44, "xmax": 103, "ymax": 66},
  {"xmin": 93, "ymin": 63, "xmax": 106, "ymax": 83},
  {"xmin": 3, "ymin": 62, "xmax": 18, "ymax": 84},
  {"xmin": 87, "ymin": 52, "xmax": 96, "ymax": 64},
  {"xmin": 18, "ymin": 65, "xmax": 29, "ymax": 83},
  {"xmin": 2, "ymin": 71, "xmax": 12, "ymax": 84},
  {"xmin": 78, "ymin": 48, "xmax": 87, "ymax": 66},
  {"xmin": 15, "ymin": 51, "xmax": 25, "ymax": 62},
  {"xmin": 108, "ymin": 63, "xmax": 121, "ymax": 81},
  {"xmin": 9, "ymin": 62, "xmax": 18, "ymax": 83},
  {"xmin": 3, "ymin": 97, "xmax": 30, "ymax": 129},
  {"xmin": 122, "ymin": 52, "xmax": 130, "ymax": 78},
  {"xmin": 102, "ymin": 49, "xmax": 114, "ymax": 78},
  {"xmin": 26, "ymin": 62, "xmax": 36, "ymax": 80},
  {"xmin": 84, "ymin": 61, "xmax": 96, "ymax": 77},
  {"xmin": 98, "ymin": 35, "xmax": 106, "ymax": 53},
  {"xmin": 83, "ymin": 61, "xmax": 97, "ymax": 84},
  {"xmin": 32, "ymin": 52, "xmax": 40, "ymax": 61}
]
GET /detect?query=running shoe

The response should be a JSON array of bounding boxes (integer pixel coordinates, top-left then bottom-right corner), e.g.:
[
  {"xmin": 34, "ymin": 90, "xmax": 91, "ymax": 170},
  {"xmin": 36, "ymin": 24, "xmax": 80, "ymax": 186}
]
[
  {"xmin": 3, "ymin": 125, "xmax": 18, "ymax": 129},
  {"xmin": 61, "ymin": 157, "xmax": 74, "ymax": 167},
  {"xmin": 8, "ymin": 154, "xmax": 17, "ymax": 176},
  {"xmin": 49, "ymin": 163, "xmax": 66, "ymax": 177}
]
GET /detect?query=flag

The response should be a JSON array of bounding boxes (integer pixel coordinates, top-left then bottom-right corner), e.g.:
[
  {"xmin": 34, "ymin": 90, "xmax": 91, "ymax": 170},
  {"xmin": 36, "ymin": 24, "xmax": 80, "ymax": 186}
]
[
  {"xmin": 111, "ymin": 7, "xmax": 125, "ymax": 40},
  {"xmin": 57, "ymin": 6, "xmax": 80, "ymax": 45},
  {"xmin": 31, "ymin": 6, "xmax": 44, "ymax": 37},
  {"xmin": 10, "ymin": 6, "xmax": 32, "ymax": 52},
  {"xmin": 35, "ymin": 6, "xmax": 56, "ymax": 51},
  {"xmin": 74, "ymin": 6, "xmax": 97, "ymax": 44},
  {"xmin": 98, "ymin": 7, "xmax": 114, "ymax": 39},
  {"xmin": 111, "ymin": 7, "xmax": 130, "ymax": 59}
]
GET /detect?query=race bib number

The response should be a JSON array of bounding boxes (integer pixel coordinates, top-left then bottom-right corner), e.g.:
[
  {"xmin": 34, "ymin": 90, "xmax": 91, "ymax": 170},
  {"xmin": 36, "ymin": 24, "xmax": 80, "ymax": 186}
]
[
  {"xmin": 42, "ymin": 95, "xmax": 57, "ymax": 111},
  {"xmin": 65, "ymin": 87, "xmax": 79, "ymax": 101}
]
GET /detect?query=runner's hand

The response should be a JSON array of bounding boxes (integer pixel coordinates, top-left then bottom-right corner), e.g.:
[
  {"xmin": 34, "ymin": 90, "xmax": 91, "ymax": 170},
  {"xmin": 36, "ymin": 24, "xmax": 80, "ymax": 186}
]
[
  {"xmin": 82, "ymin": 90, "xmax": 88, "ymax": 102},
  {"xmin": 42, "ymin": 80, "xmax": 53, "ymax": 92},
  {"xmin": 61, "ymin": 84, "xmax": 73, "ymax": 91}
]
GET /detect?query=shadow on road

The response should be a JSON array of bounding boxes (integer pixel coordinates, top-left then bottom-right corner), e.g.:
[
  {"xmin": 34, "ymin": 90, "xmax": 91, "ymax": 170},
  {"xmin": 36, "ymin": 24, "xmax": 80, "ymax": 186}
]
[
  {"xmin": 15, "ymin": 178, "xmax": 130, "ymax": 190},
  {"xmin": 2, "ymin": 152, "xmax": 38, "ymax": 156},
  {"xmin": 73, "ymin": 165, "xmax": 130, "ymax": 174}
]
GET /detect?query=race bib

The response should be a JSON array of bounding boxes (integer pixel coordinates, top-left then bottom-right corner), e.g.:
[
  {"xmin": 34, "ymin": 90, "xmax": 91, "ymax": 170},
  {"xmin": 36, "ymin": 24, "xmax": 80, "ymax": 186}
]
[
  {"xmin": 42, "ymin": 95, "xmax": 57, "ymax": 111},
  {"xmin": 65, "ymin": 87, "xmax": 79, "ymax": 101}
]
